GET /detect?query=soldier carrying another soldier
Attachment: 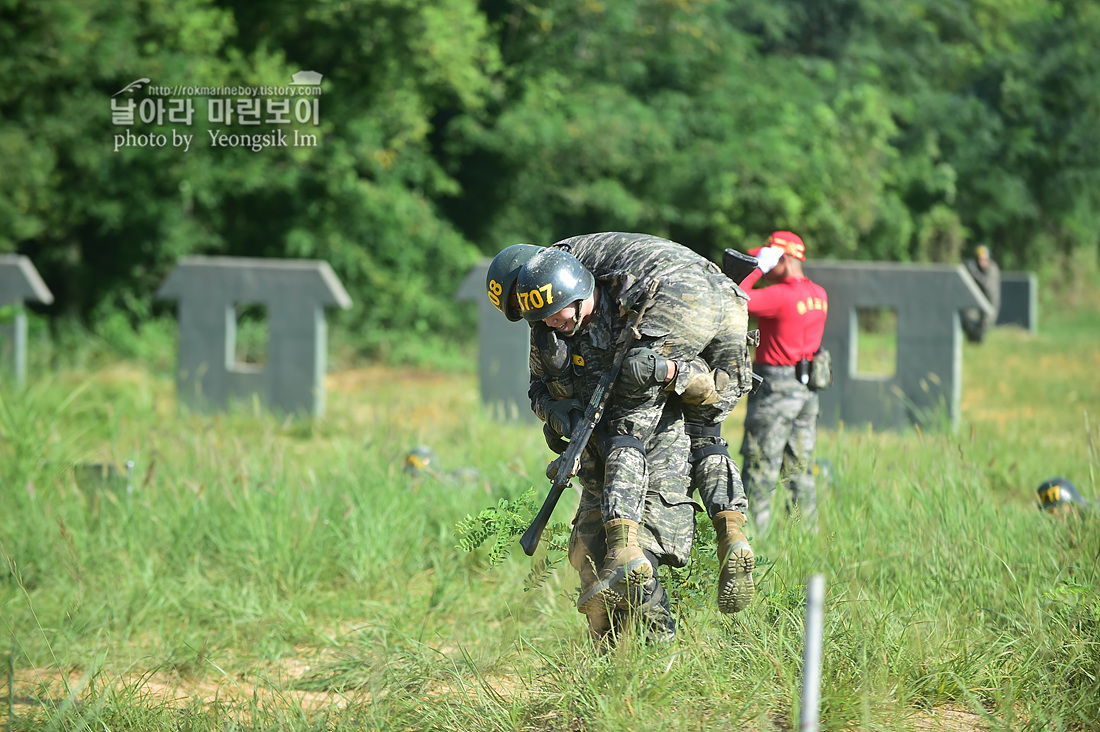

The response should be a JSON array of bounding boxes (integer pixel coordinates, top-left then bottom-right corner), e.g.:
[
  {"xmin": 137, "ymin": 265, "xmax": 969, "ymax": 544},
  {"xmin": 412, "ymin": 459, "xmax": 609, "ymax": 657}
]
[
  {"xmin": 529, "ymin": 318, "xmax": 693, "ymax": 645},
  {"xmin": 485, "ymin": 242, "xmax": 746, "ymax": 644},
  {"xmin": 508, "ymin": 233, "xmax": 759, "ymax": 617}
]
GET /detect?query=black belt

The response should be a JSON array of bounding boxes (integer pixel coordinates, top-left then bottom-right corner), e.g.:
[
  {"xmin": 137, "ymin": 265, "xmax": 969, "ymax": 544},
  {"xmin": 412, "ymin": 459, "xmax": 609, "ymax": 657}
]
[
  {"xmin": 754, "ymin": 361, "xmax": 811, "ymax": 385},
  {"xmin": 754, "ymin": 363, "xmax": 794, "ymax": 372}
]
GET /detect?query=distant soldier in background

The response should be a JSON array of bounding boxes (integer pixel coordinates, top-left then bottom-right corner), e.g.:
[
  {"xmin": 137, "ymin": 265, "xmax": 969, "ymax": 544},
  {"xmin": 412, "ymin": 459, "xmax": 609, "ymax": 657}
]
[
  {"xmin": 962, "ymin": 244, "xmax": 1001, "ymax": 344},
  {"xmin": 403, "ymin": 446, "xmax": 482, "ymax": 487},
  {"xmin": 739, "ymin": 232, "xmax": 828, "ymax": 533}
]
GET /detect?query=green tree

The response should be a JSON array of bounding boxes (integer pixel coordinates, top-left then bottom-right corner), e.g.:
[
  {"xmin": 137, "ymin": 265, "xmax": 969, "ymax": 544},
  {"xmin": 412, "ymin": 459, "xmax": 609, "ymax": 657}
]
[
  {"xmin": 3, "ymin": 0, "xmax": 1098, "ymax": 363},
  {"xmin": 1, "ymin": 0, "xmax": 503, "ymax": 361},
  {"xmin": 209, "ymin": 0, "xmax": 503, "ymax": 353},
  {"xmin": 447, "ymin": 0, "xmax": 905, "ymax": 260},
  {"xmin": 0, "ymin": 0, "xmax": 238, "ymax": 318}
]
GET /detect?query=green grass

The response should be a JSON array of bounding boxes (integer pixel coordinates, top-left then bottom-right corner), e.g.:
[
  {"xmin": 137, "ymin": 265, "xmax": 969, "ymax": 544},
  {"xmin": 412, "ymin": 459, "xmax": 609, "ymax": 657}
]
[
  {"xmin": 2, "ymin": 296, "xmax": 1098, "ymax": 731},
  {"xmin": 855, "ymin": 308, "xmax": 898, "ymax": 377}
]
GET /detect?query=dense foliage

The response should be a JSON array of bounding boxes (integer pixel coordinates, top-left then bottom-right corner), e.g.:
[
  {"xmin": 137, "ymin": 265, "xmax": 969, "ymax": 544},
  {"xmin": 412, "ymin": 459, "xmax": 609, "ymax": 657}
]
[{"xmin": 2, "ymin": 0, "xmax": 1098, "ymax": 358}]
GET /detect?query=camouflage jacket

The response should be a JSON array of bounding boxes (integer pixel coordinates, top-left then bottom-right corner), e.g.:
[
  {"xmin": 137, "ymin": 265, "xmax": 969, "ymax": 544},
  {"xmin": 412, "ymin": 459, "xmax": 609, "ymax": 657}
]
[
  {"xmin": 964, "ymin": 258, "xmax": 1001, "ymax": 314},
  {"xmin": 548, "ymin": 231, "xmax": 752, "ymax": 401}
]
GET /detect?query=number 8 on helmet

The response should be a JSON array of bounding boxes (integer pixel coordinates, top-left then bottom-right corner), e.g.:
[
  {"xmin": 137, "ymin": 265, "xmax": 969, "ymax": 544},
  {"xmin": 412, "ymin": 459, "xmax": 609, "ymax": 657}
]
[{"xmin": 485, "ymin": 243, "xmax": 544, "ymax": 322}]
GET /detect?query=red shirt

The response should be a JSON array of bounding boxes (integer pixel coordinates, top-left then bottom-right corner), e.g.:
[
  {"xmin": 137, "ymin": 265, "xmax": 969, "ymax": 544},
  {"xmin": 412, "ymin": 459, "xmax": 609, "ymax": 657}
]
[{"xmin": 741, "ymin": 269, "xmax": 828, "ymax": 366}]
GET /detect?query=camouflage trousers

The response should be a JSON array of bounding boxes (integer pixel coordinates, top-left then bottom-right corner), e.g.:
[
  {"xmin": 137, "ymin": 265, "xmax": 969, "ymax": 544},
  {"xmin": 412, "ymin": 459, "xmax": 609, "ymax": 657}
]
[
  {"xmin": 569, "ymin": 408, "xmax": 697, "ymax": 640},
  {"xmin": 601, "ymin": 264, "xmax": 752, "ymax": 523},
  {"xmin": 739, "ymin": 364, "xmax": 819, "ymax": 531},
  {"xmin": 961, "ymin": 308, "xmax": 992, "ymax": 343}
]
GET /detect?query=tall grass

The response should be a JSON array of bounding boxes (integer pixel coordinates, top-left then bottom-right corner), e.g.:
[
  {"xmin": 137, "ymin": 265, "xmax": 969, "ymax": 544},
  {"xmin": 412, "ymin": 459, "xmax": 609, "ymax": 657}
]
[{"xmin": 2, "ymin": 298, "xmax": 1098, "ymax": 731}]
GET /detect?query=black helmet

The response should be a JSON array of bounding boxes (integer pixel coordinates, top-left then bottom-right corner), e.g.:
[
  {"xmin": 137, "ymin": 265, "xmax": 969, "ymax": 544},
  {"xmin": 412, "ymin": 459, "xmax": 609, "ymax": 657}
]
[
  {"xmin": 403, "ymin": 446, "xmax": 438, "ymax": 477},
  {"xmin": 516, "ymin": 248, "xmax": 594, "ymax": 322},
  {"xmin": 1037, "ymin": 477, "xmax": 1088, "ymax": 513},
  {"xmin": 486, "ymin": 244, "xmax": 543, "ymax": 321}
]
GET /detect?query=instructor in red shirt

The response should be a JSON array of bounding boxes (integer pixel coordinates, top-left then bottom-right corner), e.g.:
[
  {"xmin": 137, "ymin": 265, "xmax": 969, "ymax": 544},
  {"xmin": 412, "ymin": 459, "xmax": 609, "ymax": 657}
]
[{"xmin": 738, "ymin": 231, "xmax": 828, "ymax": 533}]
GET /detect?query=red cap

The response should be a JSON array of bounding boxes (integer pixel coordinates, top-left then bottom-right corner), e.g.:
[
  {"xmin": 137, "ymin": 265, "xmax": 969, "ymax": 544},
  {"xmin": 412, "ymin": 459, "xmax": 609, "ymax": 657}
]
[{"xmin": 750, "ymin": 231, "xmax": 805, "ymax": 260}]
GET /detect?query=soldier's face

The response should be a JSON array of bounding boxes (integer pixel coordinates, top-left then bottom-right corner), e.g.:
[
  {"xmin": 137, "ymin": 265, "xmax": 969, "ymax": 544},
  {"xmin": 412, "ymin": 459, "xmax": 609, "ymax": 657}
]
[{"xmin": 544, "ymin": 304, "xmax": 581, "ymax": 337}]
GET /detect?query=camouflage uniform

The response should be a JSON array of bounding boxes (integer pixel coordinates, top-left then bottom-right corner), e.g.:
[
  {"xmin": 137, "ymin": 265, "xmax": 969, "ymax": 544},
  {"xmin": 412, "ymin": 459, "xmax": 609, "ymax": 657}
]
[
  {"xmin": 962, "ymin": 255, "xmax": 1001, "ymax": 343},
  {"xmin": 529, "ymin": 323, "xmax": 696, "ymax": 643},
  {"xmin": 739, "ymin": 364, "xmax": 819, "ymax": 530},
  {"xmin": 549, "ymin": 233, "xmax": 755, "ymax": 524}
]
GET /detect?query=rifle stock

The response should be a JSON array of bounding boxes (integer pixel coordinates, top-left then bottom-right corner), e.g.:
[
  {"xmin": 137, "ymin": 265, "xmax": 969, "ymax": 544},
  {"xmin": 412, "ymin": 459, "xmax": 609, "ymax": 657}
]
[
  {"xmin": 722, "ymin": 248, "xmax": 759, "ymax": 284},
  {"xmin": 519, "ymin": 279, "xmax": 660, "ymax": 557},
  {"xmin": 721, "ymin": 248, "xmax": 764, "ymax": 392}
]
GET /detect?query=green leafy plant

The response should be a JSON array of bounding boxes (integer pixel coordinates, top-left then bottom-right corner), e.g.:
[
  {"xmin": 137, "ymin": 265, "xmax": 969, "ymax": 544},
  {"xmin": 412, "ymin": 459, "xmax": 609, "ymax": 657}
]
[{"xmin": 455, "ymin": 488, "xmax": 570, "ymax": 589}]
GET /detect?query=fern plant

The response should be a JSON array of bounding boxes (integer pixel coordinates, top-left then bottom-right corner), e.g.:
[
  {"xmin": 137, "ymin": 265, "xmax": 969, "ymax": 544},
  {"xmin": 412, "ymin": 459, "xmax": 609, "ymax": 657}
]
[
  {"xmin": 456, "ymin": 487, "xmax": 736, "ymax": 607},
  {"xmin": 455, "ymin": 488, "xmax": 570, "ymax": 590}
]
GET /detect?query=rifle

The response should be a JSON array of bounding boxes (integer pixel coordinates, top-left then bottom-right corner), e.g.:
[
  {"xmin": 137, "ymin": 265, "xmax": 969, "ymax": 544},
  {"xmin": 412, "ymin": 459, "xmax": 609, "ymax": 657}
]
[
  {"xmin": 722, "ymin": 248, "xmax": 759, "ymax": 284},
  {"xmin": 519, "ymin": 278, "xmax": 661, "ymax": 556},
  {"xmin": 722, "ymin": 248, "xmax": 765, "ymax": 393}
]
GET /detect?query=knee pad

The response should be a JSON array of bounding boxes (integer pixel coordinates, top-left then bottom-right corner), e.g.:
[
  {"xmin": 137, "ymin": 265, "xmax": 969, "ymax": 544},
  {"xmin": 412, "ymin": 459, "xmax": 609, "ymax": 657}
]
[
  {"xmin": 685, "ymin": 422, "xmax": 722, "ymax": 439},
  {"xmin": 604, "ymin": 433, "xmax": 645, "ymax": 458},
  {"xmin": 685, "ymin": 422, "xmax": 727, "ymax": 465},
  {"xmin": 691, "ymin": 442, "xmax": 730, "ymax": 464}
]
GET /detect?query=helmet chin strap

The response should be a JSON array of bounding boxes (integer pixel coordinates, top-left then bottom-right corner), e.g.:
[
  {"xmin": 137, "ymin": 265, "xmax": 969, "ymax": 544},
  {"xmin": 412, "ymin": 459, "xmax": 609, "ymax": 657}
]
[
  {"xmin": 552, "ymin": 300, "xmax": 584, "ymax": 337},
  {"xmin": 564, "ymin": 300, "xmax": 585, "ymax": 337}
]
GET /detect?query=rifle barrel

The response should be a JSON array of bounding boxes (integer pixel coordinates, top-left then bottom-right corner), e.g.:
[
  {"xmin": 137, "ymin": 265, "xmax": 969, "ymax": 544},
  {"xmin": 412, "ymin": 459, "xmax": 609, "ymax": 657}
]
[{"xmin": 518, "ymin": 279, "xmax": 660, "ymax": 556}]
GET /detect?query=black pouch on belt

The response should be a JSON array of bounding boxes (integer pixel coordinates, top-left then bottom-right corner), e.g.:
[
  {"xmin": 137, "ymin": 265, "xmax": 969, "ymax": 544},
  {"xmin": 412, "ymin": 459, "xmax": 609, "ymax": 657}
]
[{"xmin": 795, "ymin": 359, "xmax": 811, "ymax": 385}]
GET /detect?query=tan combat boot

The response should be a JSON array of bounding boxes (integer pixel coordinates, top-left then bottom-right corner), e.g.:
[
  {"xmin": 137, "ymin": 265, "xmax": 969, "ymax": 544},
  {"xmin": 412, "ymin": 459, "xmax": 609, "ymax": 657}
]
[
  {"xmin": 576, "ymin": 519, "xmax": 654, "ymax": 611},
  {"xmin": 585, "ymin": 605, "xmax": 619, "ymax": 652},
  {"xmin": 713, "ymin": 510, "xmax": 755, "ymax": 613}
]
